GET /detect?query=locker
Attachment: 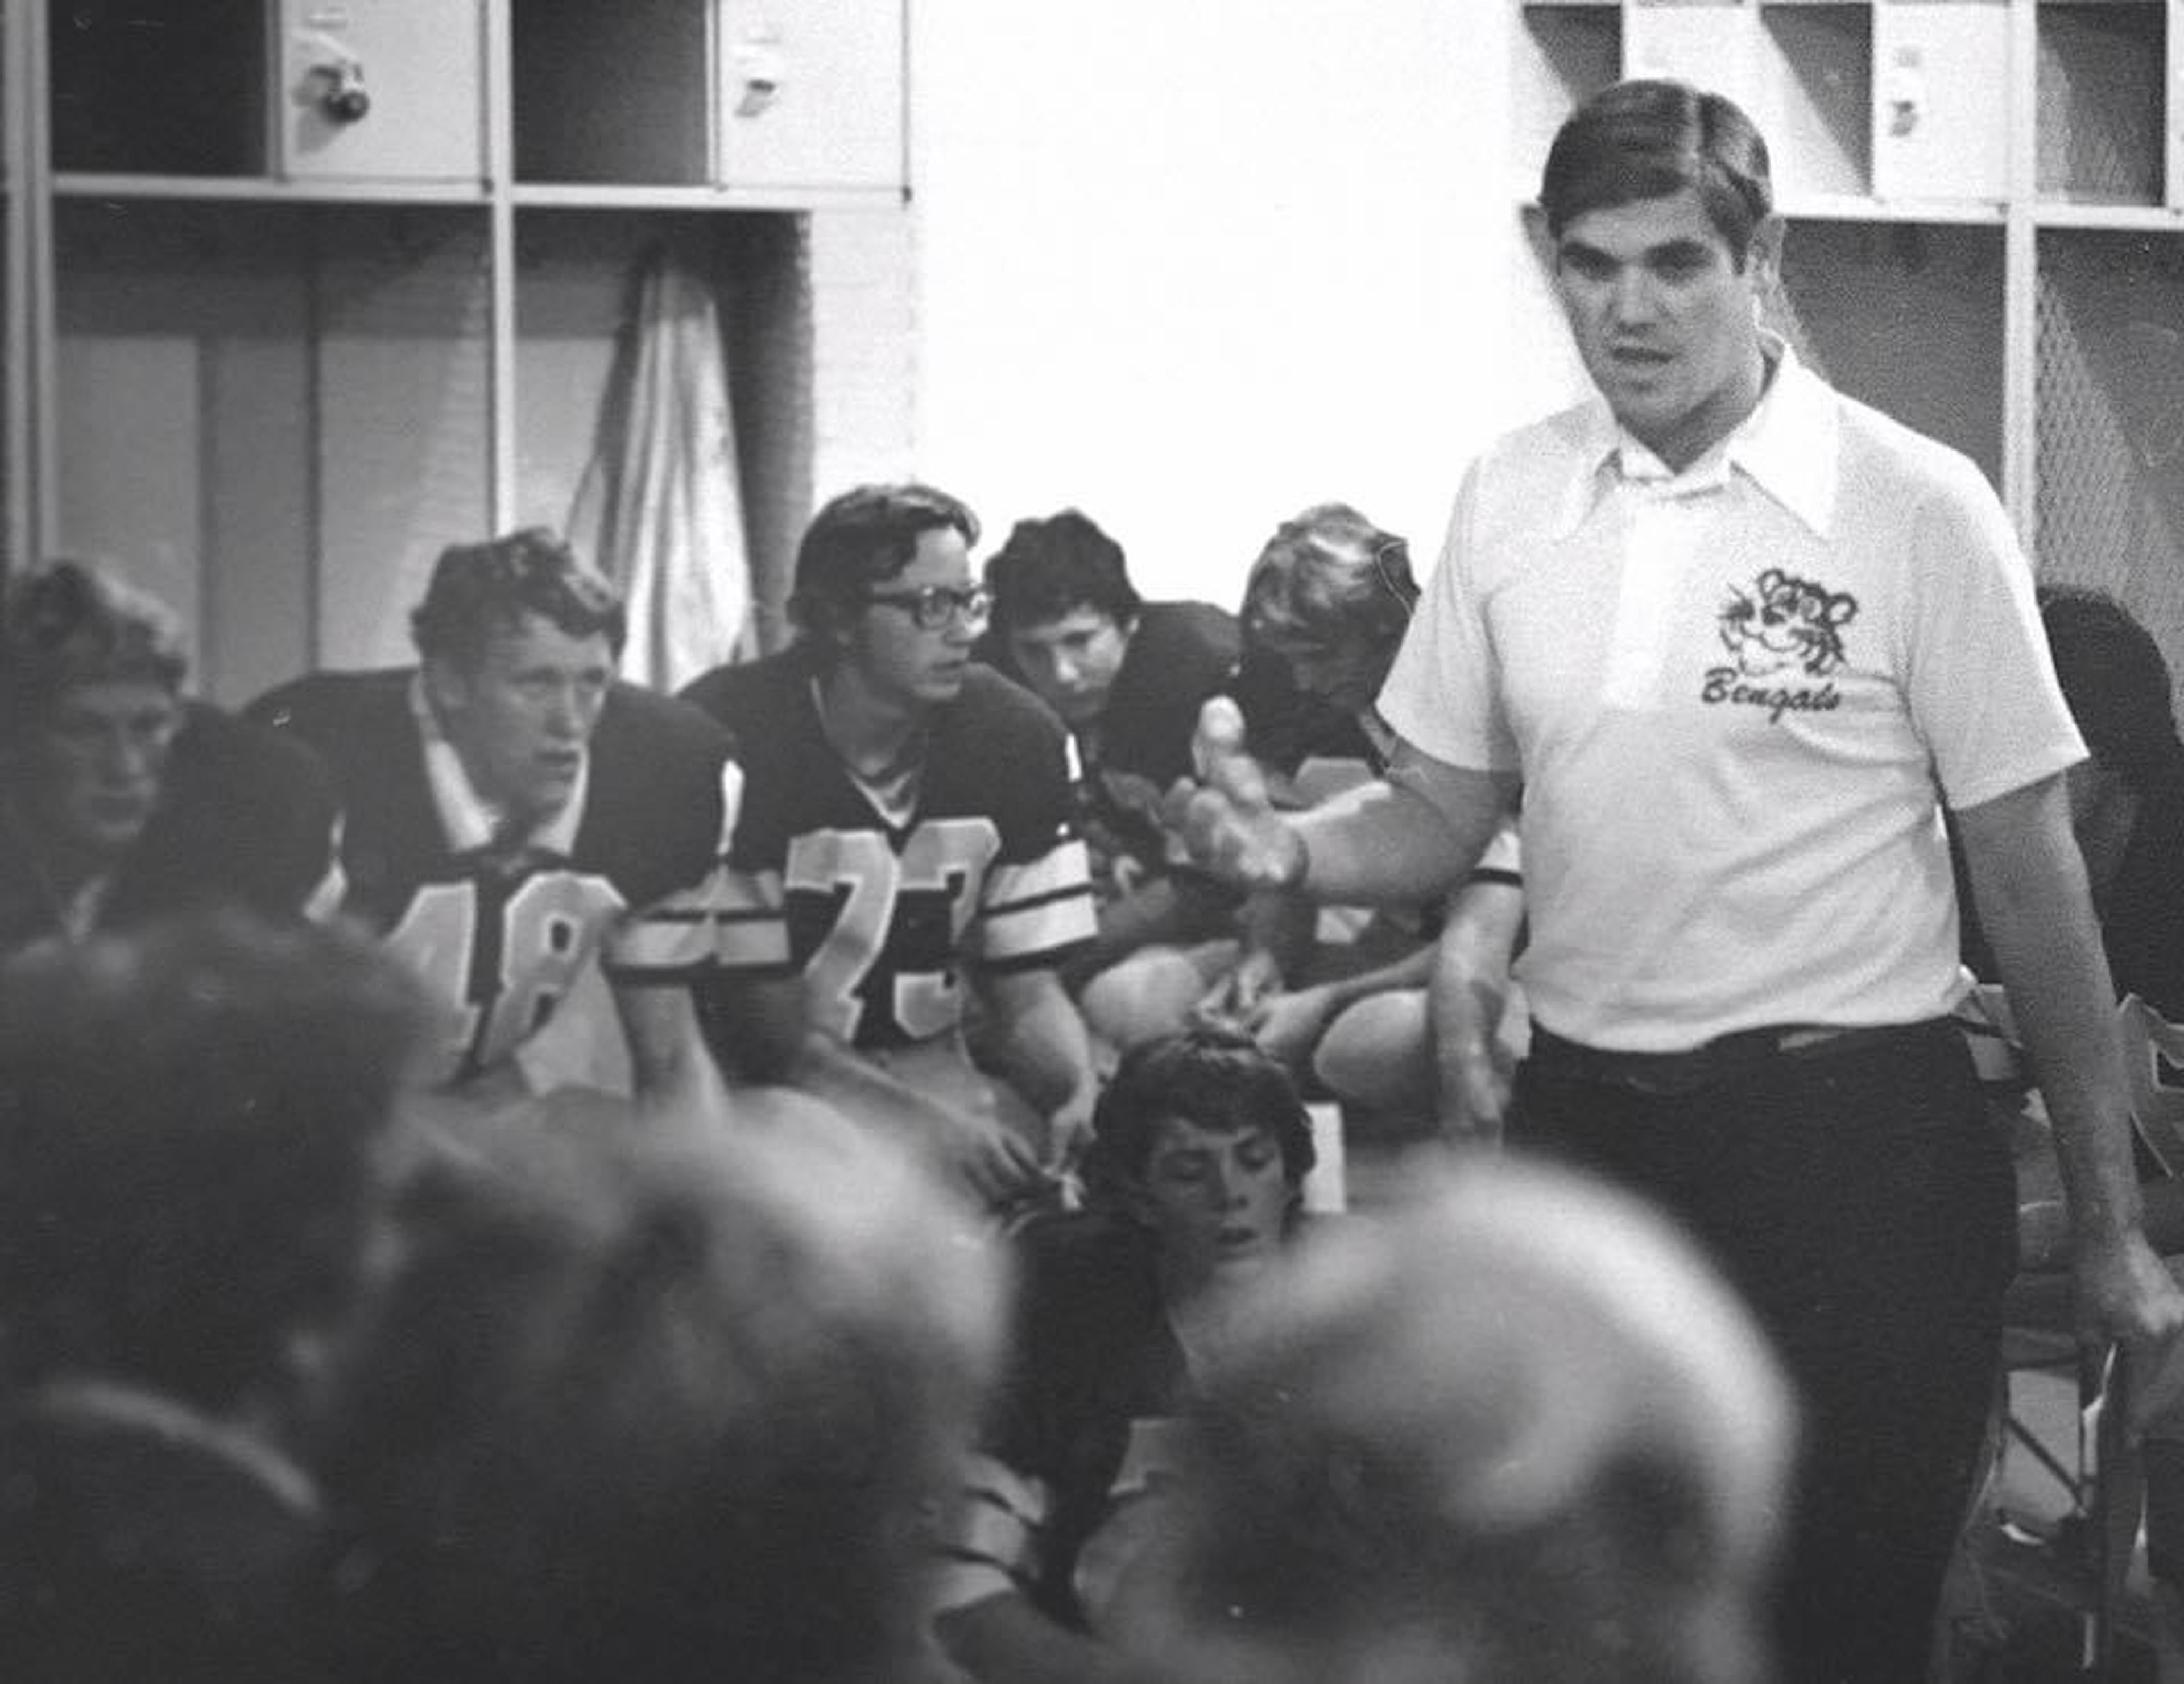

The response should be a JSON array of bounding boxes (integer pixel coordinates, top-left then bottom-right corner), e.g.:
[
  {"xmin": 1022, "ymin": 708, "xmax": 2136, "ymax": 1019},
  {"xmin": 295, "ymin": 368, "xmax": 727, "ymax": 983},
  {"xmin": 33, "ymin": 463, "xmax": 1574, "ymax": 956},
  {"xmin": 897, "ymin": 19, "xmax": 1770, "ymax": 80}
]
[
  {"xmin": 1871, "ymin": 0, "xmax": 2010, "ymax": 202},
  {"xmin": 1624, "ymin": 1, "xmax": 1767, "ymax": 122},
  {"xmin": 279, "ymin": 0, "xmax": 486, "ymax": 184},
  {"xmin": 716, "ymin": 0, "xmax": 905, "ymax": 192}
]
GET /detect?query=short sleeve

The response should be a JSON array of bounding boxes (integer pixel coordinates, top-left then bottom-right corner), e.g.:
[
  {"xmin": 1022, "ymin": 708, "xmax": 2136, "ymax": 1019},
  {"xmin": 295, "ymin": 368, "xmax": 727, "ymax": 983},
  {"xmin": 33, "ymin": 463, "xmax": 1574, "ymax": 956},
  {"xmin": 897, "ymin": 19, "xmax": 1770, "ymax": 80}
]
[
  {"xmin": 1376, "ymin": 463, "xmax": 1518, "ymax": 773},
  {"xmin": 605, "ymin": 761, "xmax": 782, "ymax": 981},
  {"xmin": 1468, "ymin": 817, "xmax": 1522, "ymax": 886},
  {"xmin": 1903, "ymin": 460, "xmax": 2084, "ymax": 811},
  {"xmin": 969, "ymin": 686, "xmax": 1098, "ymax": 971}
]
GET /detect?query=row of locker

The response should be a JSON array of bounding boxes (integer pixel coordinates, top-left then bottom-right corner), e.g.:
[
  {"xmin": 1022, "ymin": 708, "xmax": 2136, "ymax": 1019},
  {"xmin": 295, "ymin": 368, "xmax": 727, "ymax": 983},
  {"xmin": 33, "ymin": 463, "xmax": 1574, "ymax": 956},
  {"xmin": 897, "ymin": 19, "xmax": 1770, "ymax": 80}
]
[
  {"xmin": 1519, "ymin": 1, "xmax": 2182, "ymax": 215},
  {"xmin": 47, "ymin": 0, "xmax": 905, "ymax": 196}
]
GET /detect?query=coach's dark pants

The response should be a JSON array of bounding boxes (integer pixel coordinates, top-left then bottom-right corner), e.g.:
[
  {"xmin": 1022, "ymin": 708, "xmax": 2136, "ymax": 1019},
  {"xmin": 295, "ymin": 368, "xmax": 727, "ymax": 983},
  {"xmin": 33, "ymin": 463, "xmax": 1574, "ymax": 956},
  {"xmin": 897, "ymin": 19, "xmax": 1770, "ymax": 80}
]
[{"xmin": 1513, "ymin": 1018, "xmax": 2016, "ymax": 1684}]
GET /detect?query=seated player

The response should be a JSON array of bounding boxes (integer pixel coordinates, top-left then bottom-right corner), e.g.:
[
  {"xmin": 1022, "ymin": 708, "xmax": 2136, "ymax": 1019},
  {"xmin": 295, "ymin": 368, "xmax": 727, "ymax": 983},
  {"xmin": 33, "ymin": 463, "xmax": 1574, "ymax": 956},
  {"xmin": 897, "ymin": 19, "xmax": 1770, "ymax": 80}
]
[
  {"xmin": 1123, "ymin": 503, "xmax": 1523, "ymax": 1139},
  {"xmin": 1114, "ymin": 1158, "xmax": 1796, "ymax": 1684},
  {"xmin": 250, "ymin": 529, "xmax": 735, "ymax": 1115},
  {"xmin": 0, "ymin": 559, "xmax": 340, "ymax": 956},
  {"xmin": 682, "ymin": 484, "xmax": 1099, "ymax": 1210},
  {"xmin": 932, "ymin": 1027, "xmax": 1316, "ymax": 1683},
  {"xmin": 1962, "ymin": 584, "xmax": 2184, "ymax": 1020},
  {"xmin": 0, "ymin": 910, "xmax": 426, "ymax": 1683},
  {"xmin": 1955, "ymin": 584, "xmax": 2184, "ymax": 1665},
  {"xmin": 1084, "ymin": 502, "xmax": 1415, "ymax": 1050},
  {"xmin": 309, "ymin": 1103, "xmax": 1005, "ymax": 1684},
  {"xmin": 975, "ymin": 508, "xmax": 1244, "ymax": 993}
]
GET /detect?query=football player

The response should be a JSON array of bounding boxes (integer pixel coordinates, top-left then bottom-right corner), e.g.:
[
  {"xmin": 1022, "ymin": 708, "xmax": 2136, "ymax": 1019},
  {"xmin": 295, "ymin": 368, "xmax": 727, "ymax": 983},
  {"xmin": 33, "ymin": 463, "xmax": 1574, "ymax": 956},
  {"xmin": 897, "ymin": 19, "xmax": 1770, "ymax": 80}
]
[
  {"xmin": 682, "ymin": 483, "xmax": 1099, "ymax": 1210},
  {"xmin": 1, "ymin": 559, "xmax": 340, "ymax": 956},
  {"xmin": 250, "ymin": 530, "xmax": 734, "ymax": 1115},
  {"xmin": 1090, "ymin": 502, "xmax": 1452, "ymax": 1064},
  {"xmin": 974, "ymin": 508, "xmax": 1244, "ymax": 998}
]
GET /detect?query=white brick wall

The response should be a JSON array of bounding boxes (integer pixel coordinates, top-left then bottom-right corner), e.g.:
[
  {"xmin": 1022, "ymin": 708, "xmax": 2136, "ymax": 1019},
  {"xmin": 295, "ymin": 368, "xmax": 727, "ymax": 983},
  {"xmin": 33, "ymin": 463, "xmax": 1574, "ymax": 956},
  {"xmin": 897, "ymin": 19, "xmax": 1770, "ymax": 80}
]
[
  {"xmin": 798, "ymin": 2, "xmax": 1534, "ymax": 584},
  {"xmin": 908, "ymin": 2, "xmax": 1524, "ymax": 606},
  {"xmin": 807, "ymin": 204, "xmax": 921, "ymax": 501}
]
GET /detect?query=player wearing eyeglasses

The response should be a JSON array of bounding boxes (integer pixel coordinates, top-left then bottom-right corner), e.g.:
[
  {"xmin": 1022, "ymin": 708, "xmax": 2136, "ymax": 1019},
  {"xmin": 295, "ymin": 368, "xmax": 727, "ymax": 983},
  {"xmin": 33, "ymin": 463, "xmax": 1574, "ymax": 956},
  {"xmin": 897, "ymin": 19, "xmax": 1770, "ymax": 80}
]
[{"xmin": 682, "ymin": 483, "xmax": 1100, "ymax": 1212}]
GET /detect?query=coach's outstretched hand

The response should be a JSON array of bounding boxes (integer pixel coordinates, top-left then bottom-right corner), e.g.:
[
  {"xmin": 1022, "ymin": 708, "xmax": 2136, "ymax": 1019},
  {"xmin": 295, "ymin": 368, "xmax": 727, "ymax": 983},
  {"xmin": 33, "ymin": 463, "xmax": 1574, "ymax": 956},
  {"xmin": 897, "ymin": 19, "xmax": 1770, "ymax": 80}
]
[{"xmin": 1168, "ymin": 697, "xmax": 1308, "ymax": 893}]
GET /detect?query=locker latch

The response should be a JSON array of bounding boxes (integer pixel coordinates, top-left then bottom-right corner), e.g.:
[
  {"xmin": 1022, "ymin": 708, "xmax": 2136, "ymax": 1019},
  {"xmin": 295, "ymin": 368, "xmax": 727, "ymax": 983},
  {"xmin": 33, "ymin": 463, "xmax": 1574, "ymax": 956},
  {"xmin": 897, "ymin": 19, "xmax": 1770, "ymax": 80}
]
[
  {"xmin": 297, "ymin": 30, "xmax": 373, "ymax": 124},
  {"xmin": 731, "ymin": 31, "xmax": 787, "ymax": 118},
  {"xmin": 1884, "ymin": 50, "xmax": 1925, "ymax": 140}
]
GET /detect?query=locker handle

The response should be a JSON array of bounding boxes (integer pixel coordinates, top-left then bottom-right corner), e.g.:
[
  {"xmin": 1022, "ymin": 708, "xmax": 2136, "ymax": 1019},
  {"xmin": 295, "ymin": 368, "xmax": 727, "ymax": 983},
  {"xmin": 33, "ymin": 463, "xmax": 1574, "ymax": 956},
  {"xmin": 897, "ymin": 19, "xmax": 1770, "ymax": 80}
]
[
  {"xmin": 311, "ymin": 56, "xmax": 373, "ymax": 124},
  {"xmin": 294, "ymin": 29, "xmax": 372, "ymax": 125},
  {"xmin": 731, "ymin": 36, "xmax": 787, "ymax": 118},
  {"xmin": 1883, "ymin": 58, "xmax": 1925, "ymax": 141}
]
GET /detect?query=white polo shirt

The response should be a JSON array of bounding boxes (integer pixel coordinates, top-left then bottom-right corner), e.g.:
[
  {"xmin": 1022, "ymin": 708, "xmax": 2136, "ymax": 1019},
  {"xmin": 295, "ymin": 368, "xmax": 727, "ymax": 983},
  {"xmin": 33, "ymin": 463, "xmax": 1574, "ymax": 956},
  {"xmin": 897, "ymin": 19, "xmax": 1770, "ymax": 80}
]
[{"xmin": 1379, "ymin": 342, "xmax": 2083, "ymax": 1052}]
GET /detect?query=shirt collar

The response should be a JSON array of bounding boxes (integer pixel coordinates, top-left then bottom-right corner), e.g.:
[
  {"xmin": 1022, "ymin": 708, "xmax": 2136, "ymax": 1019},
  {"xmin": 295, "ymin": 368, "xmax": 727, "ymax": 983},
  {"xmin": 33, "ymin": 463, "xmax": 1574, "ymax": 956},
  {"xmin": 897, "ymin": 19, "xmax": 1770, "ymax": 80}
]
[
  {"xmin": 408, "ymin": 672, "xmax": 588, "ymax": 856},
  {"xmin": 1557, "ymin": 333, "xmax": 1839, "ymax": 538}
]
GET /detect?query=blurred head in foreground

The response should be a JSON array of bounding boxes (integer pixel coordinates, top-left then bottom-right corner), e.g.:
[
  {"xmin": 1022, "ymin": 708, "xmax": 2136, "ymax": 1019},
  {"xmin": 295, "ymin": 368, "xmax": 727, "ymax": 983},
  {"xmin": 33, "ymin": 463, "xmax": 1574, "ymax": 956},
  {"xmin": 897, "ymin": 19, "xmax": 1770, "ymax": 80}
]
[
  {"xmin": 1120, "ymin": 1158, "xmax": 1796, "ymax": 1684},
  {"xmin": 313, "ymin": 1108, "xmax": 1007, "ymax": 1684},
  {"xmin": 0, "ymin": 911, "xmax": 424, "ymax": 1683},
  {"xmin": 0, "ymin": 909, "xmax": 425, "ymax": 1415}
]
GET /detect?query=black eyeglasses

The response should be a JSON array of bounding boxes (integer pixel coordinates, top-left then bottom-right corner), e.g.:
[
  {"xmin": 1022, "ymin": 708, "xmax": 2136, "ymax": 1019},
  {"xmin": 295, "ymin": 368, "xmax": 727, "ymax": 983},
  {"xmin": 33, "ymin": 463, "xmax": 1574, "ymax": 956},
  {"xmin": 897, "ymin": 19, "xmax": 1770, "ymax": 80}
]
[{"xmin": 864, "ymin": 583, "xmax": 994, "ymax": 631}]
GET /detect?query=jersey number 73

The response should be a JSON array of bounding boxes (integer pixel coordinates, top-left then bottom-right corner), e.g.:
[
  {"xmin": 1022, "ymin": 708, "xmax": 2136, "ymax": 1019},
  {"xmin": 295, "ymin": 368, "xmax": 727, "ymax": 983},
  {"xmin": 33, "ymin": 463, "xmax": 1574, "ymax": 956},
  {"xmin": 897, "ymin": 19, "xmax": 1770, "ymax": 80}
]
[{"xmin": 784, "ymin": 818, "xmax": 1000, "ymax": 1046}]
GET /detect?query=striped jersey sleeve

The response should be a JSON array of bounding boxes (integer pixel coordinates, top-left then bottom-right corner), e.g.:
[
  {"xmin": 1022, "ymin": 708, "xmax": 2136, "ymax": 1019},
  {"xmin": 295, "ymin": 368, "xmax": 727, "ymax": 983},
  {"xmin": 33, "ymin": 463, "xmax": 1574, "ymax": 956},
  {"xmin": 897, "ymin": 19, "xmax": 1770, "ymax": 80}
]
[
  {"xmin": 973, "ymin": 830, "xmax": 1097, "ymax": 972},
  {"xmin": 929, "ymin": 1451, "xmax": 1054, "ymax": 1617},
  {"xmin": 602, "ymin": 760, "xmax": 756, "ymax": 981}
]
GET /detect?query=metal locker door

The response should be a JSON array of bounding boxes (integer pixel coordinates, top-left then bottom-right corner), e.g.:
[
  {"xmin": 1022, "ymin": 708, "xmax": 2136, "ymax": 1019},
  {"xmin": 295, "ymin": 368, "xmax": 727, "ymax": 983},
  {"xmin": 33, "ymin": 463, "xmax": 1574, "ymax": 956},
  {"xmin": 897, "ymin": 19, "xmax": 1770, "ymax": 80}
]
[
  {"xmin": 1871, "ymin": 0, "xmax": 2010, "ymax": 203},
  {"xmin": 279, "ymin": 0, "xmax": 486, "ymax": 184},
  {"xmin": 1623, "ymin": 1, "xmax": 1765, "ymax": 129},
  {"xmin": 716, "ymin": 0, "xmax": 905, "ymax": 192}
]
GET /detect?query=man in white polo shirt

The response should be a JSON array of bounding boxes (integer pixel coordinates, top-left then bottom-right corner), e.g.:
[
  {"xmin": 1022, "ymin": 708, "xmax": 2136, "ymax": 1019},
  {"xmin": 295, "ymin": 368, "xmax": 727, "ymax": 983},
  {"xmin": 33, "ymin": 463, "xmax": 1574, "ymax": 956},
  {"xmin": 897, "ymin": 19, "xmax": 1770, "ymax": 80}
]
[{"xmin": 1177, "ymin": 78, "xmax": 2184, "ymax": 1682}]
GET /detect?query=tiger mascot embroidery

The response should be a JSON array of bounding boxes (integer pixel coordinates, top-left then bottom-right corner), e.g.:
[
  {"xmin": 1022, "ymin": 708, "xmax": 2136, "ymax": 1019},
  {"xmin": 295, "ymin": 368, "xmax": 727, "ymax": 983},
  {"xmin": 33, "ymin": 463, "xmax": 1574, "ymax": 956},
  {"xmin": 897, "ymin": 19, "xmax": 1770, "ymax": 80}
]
[{"xmin": 1719, "ymin": 568, "xmax": 1858, "ymax": 678}]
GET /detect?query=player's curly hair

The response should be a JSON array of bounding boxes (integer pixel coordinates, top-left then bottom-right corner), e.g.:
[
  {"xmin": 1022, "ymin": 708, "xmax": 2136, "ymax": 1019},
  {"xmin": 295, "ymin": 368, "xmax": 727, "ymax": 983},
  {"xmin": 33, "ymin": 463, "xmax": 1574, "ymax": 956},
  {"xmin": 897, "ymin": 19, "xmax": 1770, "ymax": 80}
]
[
  {"xmin": 787, "ymin": 483, "xmax": 981, "ymax": 660},
  {"xmin": 410, "ymin": 529, "xmax": 626, "ymax": 670},
  {"xmin": 1082, "ymin": 1025, "xmax": 1316, "ymax": 1205},
  {"xmin": 1134, "ymin": 1159, "xmax": 1796, "ymax": 1684},
  {"xmin": 1242, "ymin": 502, "xmax": 1415, "ymax": 661},
  {"xmin": 1, "ymin": 559, "xmax": 188, "ymax": 731},
  {"xmin": 312, "ymin": 1113, "xmax": 1004, "ymax": 1684},
  {"xmin": 0, "ymin": 910, "xmax": 425, "ymax": 1411},
  {"xmin": 983, "ymin": 508, "xmax": 1141, "ymax": 633}
]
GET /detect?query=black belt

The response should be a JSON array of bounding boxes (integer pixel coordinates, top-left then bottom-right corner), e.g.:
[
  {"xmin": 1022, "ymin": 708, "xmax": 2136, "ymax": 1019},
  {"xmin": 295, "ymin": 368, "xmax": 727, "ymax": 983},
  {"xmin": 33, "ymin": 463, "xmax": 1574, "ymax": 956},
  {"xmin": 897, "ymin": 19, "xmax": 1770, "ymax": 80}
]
[{"xmin": 1528, "ymin": 1018, "xmax": 1947, "ymax": 1097}]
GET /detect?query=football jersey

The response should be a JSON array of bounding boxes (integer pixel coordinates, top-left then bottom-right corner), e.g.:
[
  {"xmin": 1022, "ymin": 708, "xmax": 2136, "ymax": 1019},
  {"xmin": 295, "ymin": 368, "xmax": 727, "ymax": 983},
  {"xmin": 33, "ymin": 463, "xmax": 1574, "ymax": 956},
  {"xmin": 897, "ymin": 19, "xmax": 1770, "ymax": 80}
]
[
  {"xmin": 1957, "ymin": 746, "xmax": 2184, "ymax": 1025},
  {"xmin": 979, "ymin": 601, "xmax": 1239, "ymax": 899},
  {"xmin": 936, "ymin": 1210, "xmax": 1192, "ymax": 1631},
  {"xmin": 250, "ymin": 670, "xmax": 736, "ymax": 1086},
  {"xmin": 1090, "ymin": 601, "xmax": 1242, "ymax": 789},
  {"xmin": 680, "ymin": 651, "xmax": 1095, "ymax": 1049},
  {"xmin": 0, "ymin": 703, "xmax": 339, "ymax": 957},
  {"xmin": 1079, "ymin": 601, "xmax": 1240, "ymax": 893},
  {"xmin": 1227, "ymin": 647, "xmax": 1383, "ymax": 781}
]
